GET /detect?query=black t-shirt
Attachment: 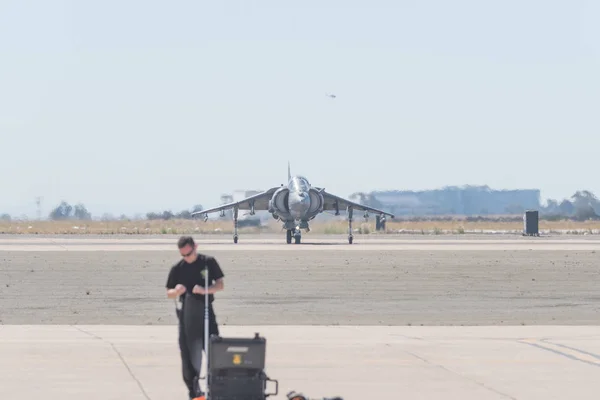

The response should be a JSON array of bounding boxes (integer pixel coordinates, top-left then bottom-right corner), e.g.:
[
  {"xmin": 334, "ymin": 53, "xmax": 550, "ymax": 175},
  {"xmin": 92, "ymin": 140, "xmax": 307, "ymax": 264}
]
[{"xmin": 165, "ymin": 253, "xmax": 225, "ymax": 303}]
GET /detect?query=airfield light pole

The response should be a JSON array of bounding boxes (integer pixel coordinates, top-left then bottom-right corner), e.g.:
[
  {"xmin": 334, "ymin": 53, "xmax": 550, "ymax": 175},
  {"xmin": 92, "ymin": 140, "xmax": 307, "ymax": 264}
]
[{"xmin": 35, "ymin": 196, "xmax": 43, "ymax": 220}]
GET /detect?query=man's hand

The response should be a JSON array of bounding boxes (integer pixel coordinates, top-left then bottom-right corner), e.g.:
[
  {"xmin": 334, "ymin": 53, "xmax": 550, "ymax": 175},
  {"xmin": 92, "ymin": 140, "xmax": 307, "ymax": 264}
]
[
  {"xmin": 192, "ymin": 285, "xmax": 206, "ymax": 295},
  {"xmin": 175, "ymin": 284, "xmax": 186, "ymax": 296},
  {"xmin": 167, "ymin": 284, "xmax": 187, "ymax": 299}
]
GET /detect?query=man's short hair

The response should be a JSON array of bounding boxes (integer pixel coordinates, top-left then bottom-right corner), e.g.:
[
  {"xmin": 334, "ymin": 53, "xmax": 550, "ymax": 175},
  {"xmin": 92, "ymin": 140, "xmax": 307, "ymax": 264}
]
[{"xmin": 177, "ymin": 236, "xmax": 195, "ymax": 249}]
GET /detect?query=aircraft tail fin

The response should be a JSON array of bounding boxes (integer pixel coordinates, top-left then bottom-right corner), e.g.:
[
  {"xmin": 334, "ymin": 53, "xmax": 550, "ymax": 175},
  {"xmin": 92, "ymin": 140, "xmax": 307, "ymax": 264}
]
[{"xmin": 287, "ymin": 161, "xmax": 291, "ymax": 181}]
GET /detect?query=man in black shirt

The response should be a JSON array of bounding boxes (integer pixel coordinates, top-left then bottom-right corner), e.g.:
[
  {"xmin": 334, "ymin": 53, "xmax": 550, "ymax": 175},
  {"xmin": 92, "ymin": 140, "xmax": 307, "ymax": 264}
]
[{"xmin": 166, "ymin": 236, "xmax": 225, "ymax": 400}]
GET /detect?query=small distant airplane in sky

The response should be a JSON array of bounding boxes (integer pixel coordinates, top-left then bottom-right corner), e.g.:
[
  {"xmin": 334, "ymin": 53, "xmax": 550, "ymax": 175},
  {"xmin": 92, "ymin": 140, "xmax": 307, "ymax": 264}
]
[
  {"xmin": 326, "ymin": 93, "xmax": 336, "ymax": 98},
  {"xmin": 192, "ymin": 163, "xmax": 394, "ymax": 244}
]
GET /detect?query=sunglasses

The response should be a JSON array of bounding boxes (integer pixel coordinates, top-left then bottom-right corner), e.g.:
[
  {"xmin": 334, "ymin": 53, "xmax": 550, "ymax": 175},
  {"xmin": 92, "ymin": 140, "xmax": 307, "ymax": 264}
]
[{"xmin": 181, "ymin": 248, "xmax": 195, "ymax": 257}]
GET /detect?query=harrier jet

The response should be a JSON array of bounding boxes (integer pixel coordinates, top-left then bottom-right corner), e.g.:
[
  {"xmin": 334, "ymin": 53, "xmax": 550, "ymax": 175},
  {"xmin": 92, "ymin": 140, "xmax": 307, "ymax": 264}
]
[{"xmin": 191, "ymin": 163, "xmax": 395, "ymax": 244}]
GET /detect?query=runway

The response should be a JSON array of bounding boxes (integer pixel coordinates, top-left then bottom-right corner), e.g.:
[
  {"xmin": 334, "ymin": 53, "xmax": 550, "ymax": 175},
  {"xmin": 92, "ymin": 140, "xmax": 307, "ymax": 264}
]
[
  {"xmin": 1, "ymin": 235, "xmax": 599, "ymax": 399},
  {"xmin": 2, "ymin": 235, "xmax": 599, "ymax": 325}
]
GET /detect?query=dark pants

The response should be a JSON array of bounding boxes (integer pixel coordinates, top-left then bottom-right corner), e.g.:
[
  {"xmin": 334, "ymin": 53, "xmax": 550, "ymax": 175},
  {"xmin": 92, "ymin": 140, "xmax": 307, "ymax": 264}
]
[{"xmin": 177, "ymin": 295, "xmax": 219, "ymax": 398}]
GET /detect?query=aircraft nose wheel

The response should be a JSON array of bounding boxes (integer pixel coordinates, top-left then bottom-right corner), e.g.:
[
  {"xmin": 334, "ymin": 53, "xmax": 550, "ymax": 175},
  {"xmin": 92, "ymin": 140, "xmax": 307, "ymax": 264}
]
[
  {"xmin": 348, "ymin": 235, "xmax": 353, "ymax": 244},
  {"xmin": 294, "ymin": 229, "xmax": 302, "ymax": 244},
  {"xmin": 233, "ymin": 235, "xmax": 238, "ymax": 243},
  {"xmin": 287, "ymin": 228, "xmax": 301, "ymax": 244}
]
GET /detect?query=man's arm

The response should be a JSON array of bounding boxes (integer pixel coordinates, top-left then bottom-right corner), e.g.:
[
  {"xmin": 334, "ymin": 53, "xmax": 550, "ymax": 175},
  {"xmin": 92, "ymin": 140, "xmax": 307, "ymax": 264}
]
[
  {"xmin": 167, "ymin": 285, "xmax": 186, "ymax": 299},
  {"xmin": 206, "ymin": 277, "xmax": 224, "ymax": 294},
  {"xmin": 208, "ymin": 256, "xmax": 225, "ymax": 293},
  {"xmin": 165, "ymin": 266, "xmax": 186, "ymax": 298},
  {"xmin": 193, "ymin": 278, "xmax": 223, "ymax": 295},
  {"xmin": 193, "ymin": 257, "xmax": 225, "ymax": 295}
]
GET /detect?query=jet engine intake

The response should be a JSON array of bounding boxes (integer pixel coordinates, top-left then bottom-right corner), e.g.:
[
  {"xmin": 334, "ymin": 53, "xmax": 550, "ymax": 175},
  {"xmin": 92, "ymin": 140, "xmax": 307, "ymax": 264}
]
[
  {"xmin": 306, "ymin": 188, "xmax": 324, "ymax": 219},
  {"xmin": 269, "ymin": 187, "xmax": 292, "ymax": 220}
]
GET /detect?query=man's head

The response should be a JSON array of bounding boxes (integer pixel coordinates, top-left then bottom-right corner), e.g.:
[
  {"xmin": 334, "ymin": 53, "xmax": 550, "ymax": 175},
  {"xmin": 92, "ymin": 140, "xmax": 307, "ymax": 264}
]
[{"xmin": 177, "ymin": 236, "xmax": 197, "ymax": 261}]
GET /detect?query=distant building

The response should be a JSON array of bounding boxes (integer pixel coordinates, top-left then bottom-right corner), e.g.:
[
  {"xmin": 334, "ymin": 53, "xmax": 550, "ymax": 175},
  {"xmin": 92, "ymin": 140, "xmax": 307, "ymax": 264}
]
[{"xmin": 369, "ymin": 185, "xmax": 541, "ymax": 216}]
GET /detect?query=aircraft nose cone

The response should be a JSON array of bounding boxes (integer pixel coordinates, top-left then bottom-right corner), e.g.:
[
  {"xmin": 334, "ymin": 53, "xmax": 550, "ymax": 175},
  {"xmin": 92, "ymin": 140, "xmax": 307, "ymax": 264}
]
[
  {"xmin": 298, "ymin": 191, "xmax": 310, "ymax": 204},
  {"xmin": 289, "ymin": 192, "xmax": 310, "ymax": 218}
]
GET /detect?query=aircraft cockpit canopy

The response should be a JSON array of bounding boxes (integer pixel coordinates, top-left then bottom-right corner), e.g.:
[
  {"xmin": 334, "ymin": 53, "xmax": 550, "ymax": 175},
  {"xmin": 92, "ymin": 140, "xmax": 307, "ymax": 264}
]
[{"xmin": 289, "ymin": 176, "xmax": 310, "ymax": 192}]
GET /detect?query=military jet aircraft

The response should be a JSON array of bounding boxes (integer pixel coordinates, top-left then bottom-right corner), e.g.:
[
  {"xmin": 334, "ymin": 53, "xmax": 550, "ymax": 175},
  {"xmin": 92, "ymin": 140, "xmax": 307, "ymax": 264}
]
[{"xmin": 191, "ymin": 163, "xmax": 395, "ymax": 244}]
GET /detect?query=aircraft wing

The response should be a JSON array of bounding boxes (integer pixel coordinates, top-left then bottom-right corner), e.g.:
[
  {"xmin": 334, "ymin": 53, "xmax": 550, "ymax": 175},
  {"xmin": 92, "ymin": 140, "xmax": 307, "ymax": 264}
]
[
  {"xmin": 191, "ymin": 187, "xmax": 280, "ymax": 218},
  {"xmin": 319, "ymin": 190, "xmax": 395, "ymax": 218}
]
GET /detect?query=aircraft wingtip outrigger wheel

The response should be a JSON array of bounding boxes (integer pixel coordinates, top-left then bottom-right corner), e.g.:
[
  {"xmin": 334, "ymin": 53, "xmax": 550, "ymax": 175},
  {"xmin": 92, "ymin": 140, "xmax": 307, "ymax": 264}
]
[
  {"xmin": 232, "ymin": 206, "xmax": 239, "ymax": 244},
  {"xmin": 347, "ymin": 206, "xmax": 354, "ymax": 245}
]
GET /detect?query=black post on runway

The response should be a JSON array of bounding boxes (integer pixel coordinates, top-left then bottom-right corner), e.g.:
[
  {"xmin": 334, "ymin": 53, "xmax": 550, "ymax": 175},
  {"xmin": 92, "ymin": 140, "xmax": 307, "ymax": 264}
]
[{"xmin": 523, "ymin": 210, "xmax": 539, "ymax": 237}]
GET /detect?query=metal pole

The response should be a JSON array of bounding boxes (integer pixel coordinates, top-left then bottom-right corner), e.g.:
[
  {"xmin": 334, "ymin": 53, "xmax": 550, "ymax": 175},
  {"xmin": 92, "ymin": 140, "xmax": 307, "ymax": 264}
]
[{"xmin": 204, "ymin": 265, "xmax": 210, "ymax": 397}]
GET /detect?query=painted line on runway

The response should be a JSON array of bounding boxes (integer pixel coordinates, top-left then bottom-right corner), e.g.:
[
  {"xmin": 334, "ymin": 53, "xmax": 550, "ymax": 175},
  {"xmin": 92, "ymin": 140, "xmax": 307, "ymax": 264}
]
[
  {"xmin": 1, "ymin": 244, "xmax": 599, "ymax": 251},
  {"xmin": 519, "ymin": 338, "xmax": 600, "ymax": 368}
]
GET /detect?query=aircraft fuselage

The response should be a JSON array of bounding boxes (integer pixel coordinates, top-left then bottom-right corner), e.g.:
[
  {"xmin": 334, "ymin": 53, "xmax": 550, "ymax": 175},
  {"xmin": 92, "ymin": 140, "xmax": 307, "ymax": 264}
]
[{"xmin": 287, "ymin": 176, "xmax": 311, "ymax": 219}]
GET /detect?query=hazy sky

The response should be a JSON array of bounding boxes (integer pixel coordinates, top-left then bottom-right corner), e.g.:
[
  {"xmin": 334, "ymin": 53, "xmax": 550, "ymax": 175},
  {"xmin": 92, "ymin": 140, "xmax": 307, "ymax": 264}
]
[{"xmin": 1, "ymin": 1, "xmax": 598, "ymax": 217}]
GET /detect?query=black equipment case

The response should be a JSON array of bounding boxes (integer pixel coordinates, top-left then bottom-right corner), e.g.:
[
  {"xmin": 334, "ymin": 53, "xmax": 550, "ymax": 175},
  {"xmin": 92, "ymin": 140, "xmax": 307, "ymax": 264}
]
[{"xmin": 207, "ymin": 333, "xmax": 278, "ymax": 400}]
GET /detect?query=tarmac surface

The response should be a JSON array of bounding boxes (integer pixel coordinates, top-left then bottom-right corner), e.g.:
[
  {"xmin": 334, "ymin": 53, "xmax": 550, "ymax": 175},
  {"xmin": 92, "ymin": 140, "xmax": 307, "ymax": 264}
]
[
  {"xmin": 1, "ymin": 234, "xmax": 600, "ymax": 399},
  {"xmin": 3, "ymin": 324, "xmax": 600, "ymax": 399},
  {"xmin": 1, "ymin": 235, "xmax": 600, "ymax": 325}
]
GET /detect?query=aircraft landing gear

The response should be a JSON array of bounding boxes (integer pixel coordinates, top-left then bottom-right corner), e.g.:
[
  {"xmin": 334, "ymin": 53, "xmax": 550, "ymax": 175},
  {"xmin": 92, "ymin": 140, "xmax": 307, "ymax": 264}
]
[
  {"xmin": 233, "ymin": 206, "xmax": 239, "ymax": 244},
  {"xmin": 294, "ymin": 229, "xmax": 301, "ymax": 244},
  {"xmin": 286, "ymin": 228, "xmax": 301, "ymax": 244},
  {"xmin": 347, "ymin": 206, "xmax": 353, "ymax": 244}
]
